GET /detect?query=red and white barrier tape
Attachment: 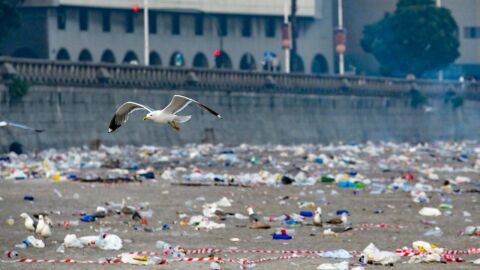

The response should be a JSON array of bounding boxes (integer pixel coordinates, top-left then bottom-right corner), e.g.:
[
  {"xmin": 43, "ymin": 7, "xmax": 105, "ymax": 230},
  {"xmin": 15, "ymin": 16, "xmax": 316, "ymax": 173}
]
[
  {"xmin": 355, "ymin": 223, "xmax": 403, "ymax": 231},
  {"xmin": 396, "ymin": 247, "xmax": 480, "ymax": 256},
  {"xmin": 3, "ymin": 246, "xmax": 478, "ymax": 266}
]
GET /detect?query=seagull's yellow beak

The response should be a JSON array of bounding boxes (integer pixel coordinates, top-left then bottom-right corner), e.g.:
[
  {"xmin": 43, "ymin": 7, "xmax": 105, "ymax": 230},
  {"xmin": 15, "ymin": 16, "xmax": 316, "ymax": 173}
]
[{"xmin": 143, "ymin": 116, "xmax": 149, "ymax": 121}]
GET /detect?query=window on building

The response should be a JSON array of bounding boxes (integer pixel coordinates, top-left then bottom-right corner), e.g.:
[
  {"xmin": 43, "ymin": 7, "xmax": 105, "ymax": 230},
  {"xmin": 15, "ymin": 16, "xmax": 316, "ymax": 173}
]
[
  {"xmin": 57, "ymin": 7, "xmax": 66, "ymax": 30},
  {"xmin": 102, "ymin": 10, "xmax": 111, "ymax": 32},
  {"xmin": 217, "ymin": 16, "xmax": 227, "ymax": 37},
  {"xmin": 172, "ymin": 14, "xmax": 180, "ymax": 35},
  {"xmin": 56, "ymin": 48, "xmax": 70, "ymax": 61},
  {"xmin": 266, "ymin": 17, "xmax": 276, "ymax": 37},
  {"xmin": 101, "ymin": 49, "xmax": 116, "ymax": 63},
  {"xmin": 149, "ymin": 11, "xmax": 157, "ymax": 34},
  {"xmin": 79, "ymin": 8, "xmax": 88, "ymax": 31},
  {"xmin": 149, "ymin": 52, "xmax": 161, "ymax": 66},
  {"xmin": 193, "ymin": 53, "xmax": 209, "ymax": 68},
  {"xmin": 125, "ymin": 11, "xmax": 134, "ymax": 33},
  {"xmin": 78, "ymin": 49, "xmax": 93, "ymax": 62},
  {"xmin": 195, "ymin": 14, "xmax": 204, "ymax": 36},
  {"xmin": 464, "ymin": 27, "xmax": 480, "ymax": 38},
  {"xmin": 241, "ymin": 17, "xmax": 252, "ymax": 37}
]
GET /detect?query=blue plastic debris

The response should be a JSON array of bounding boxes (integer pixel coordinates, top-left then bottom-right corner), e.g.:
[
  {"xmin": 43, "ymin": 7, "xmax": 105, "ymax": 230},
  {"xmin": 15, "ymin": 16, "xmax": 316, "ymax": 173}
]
[
  {"xmin": 80, "ymin": 215, "xmax": 96, "ymax": 222},
  {"xmin": 272, "ymin": 234, "xmax": 293, "ymax": 240},
  {"xmin": 300, "ymin": 211, "xmax": 313, "ymax": 217}
]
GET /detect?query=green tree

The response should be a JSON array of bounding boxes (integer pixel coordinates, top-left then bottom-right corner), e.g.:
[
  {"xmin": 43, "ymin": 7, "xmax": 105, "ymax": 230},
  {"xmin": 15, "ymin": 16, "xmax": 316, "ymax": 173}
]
[
  {"xmin": 361, "ymin": 0, "xmax": 460, "ymax": 77},
  {"xmin": 0, "ymin": 0, "xmax": 24, "ymax": 43}
]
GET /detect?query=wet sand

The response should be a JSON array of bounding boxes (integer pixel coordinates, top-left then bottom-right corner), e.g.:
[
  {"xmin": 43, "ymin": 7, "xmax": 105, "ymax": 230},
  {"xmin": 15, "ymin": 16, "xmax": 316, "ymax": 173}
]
[{"xmin": 0, "ymin": 179, "xmax": 478, "ymax": 270}]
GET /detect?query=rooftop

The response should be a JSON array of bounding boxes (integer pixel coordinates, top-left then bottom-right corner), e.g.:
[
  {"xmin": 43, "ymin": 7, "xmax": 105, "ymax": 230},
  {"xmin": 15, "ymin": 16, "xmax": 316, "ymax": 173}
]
[{"xmin": 23, "ymin": 0, "xmax": 316, "ymax": 17}]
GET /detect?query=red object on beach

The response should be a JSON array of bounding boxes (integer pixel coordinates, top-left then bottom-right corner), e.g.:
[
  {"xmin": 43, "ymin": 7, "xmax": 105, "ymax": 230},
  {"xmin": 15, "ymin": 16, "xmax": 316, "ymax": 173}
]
[{"xmin": 403, "ymin": 172, "xmax": 415, "ymax": 180}]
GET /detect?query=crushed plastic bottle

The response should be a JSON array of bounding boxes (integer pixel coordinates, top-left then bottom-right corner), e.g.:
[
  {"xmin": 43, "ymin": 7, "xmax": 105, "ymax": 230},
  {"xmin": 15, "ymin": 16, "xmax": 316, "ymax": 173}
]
[
  {"xmin": 423, "ymin": 227, "xmax": 443, "ymax": 237},
  {"xmin": 315, "ymin": 189, "xmax": 326, "ymax": 205},
  {"xmin": 370, "ymin": 183, "xmax": 386, "ymax": 194},
  {"xmin": 318, "ymin": 249, "xmax": 352, "ymax": 259}
]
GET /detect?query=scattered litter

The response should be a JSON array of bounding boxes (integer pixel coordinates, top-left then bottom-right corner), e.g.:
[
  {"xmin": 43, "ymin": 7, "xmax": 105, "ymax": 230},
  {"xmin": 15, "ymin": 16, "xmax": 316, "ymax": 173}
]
[
  {"xmin": 418, "ymin": 207, "xmax": 442, "ymax": 217},
  {"xmin": 317, "ymin": 261, "xmax": 349, "ymax": 270},
  {"xmin": 318, "ymin": 249, "xmax": 352, "ymax": 259}
]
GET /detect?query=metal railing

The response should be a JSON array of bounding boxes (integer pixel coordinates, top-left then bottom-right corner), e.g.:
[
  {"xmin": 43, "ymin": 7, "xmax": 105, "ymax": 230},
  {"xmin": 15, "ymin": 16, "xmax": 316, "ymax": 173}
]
[{"xmin": 1, "ymin": 57, "xmax": 478, "ymax": 97}]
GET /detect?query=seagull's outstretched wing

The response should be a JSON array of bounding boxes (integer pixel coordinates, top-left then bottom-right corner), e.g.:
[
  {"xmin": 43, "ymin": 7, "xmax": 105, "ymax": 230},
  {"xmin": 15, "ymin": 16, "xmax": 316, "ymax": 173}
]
[
  {"xmin": 0, "ymin": 121, "xmax": 44, "ymax": 132},
  {"xmin": 108, "ymin": 102, "xmax": 153, "ymax": 133},
  {"xmin": 162, "ymin": 95, "xmax": 222, "ymax": 119}
]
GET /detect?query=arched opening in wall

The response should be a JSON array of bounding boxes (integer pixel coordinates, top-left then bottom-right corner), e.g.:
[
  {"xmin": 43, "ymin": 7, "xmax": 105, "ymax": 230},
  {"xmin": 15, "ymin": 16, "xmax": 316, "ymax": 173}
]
[
  {"xmin": 11, "ymin": 47, "xmax": 39, "ymax": 59},
  {"xmin": 149, "ymin": 52, "xmax": 161, "ymax": 66},
  {"xmin": 291, "ymin": 53, "xmax": 304, "ymax": 73},
  {"xmin": 169, "ymin": 51, "xmax": 185, "ymax": 67},
  {"xmin": 214, "ymin": 50, "xmax": 232, "ymax": 69},
  {"xmin": 311, "ymin": 54, "xmax": 329, "ymax": 74},
  {"xmin": 100, "ymin": 49, "xmax": 116, "ymax": 63},
  {"xmin": 56, "ymin": 48, "xmax": 70, "ymax": 61},
  {"xmin": 78, "ymin": 49, "xmax": 93, "ymax": 62},
  {"xmin": 123, "ymin": 51, "xmax": 139, "ymax": 65},
  {"xmin": 239, "ymin": 53, "xmax": 256, "ymax": 71},
  {"xmin": 192, "ymin": 52, "xmax": 209, "ymax": 68}
]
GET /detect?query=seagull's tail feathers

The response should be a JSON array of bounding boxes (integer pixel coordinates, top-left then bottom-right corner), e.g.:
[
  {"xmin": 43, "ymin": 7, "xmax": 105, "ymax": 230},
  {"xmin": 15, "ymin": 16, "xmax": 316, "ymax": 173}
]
[{"xmin": 175, "ymin": 115, "xmax": 192, "ymax": 123}]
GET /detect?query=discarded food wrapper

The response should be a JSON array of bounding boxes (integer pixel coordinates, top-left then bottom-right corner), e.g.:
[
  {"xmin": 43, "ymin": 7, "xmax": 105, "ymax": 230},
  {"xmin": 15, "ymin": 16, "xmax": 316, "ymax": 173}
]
[
  {"xmin": 317, "ymin": 261, "xmax": 349, "ymax": 270},
  {"xmin": 119, "ymin": 253, "xmax": 165, "ymax": 265},
  {"xmin": 361, "ymin": 243, "xmax": 401, "ymax": 265},
  {"xmin": 418, "ymin": 207, "xmax": 441, "ymax": 217},
  {"xmin": 412, "ymin": 241, "xmax": 444, "ymax": 254},
  {"xmin": 63, "ymin": 233, "xmax": 122, "ymax": 250},
  {"xmin": 318, "ymin": 249, "xmax": 352, "ymax": 259},
  {"xmin": 408, "ymin": 253, "xmax": 443, "ymax": 264}
]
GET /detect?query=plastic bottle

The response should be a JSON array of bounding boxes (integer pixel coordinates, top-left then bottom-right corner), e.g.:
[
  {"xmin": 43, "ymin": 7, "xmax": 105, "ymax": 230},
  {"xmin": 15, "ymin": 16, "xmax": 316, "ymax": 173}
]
[
  {"xmin": 423, "ymin": 227, "xmax": 443, "ymax": 237},
  {"xmin": 370, "ymin": 183, "xmax": 386, "ymax": 194},
  {"xmin": 15, "ymin": 239, "xmax": 30, "ymax": 249},
  {"xmin": 315, "ymin": 189, "xmax": 326, "ymax": 205},
  {"xmin": 5, "ymin": 250, "xmax": 18, "ymax": 258}
]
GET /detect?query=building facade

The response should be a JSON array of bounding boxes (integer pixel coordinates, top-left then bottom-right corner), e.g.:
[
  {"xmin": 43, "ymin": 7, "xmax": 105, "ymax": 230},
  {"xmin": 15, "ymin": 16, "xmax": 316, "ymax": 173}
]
[{"xmin": 0, "ymin": 0, "xmax": 334, "ymax": 75}]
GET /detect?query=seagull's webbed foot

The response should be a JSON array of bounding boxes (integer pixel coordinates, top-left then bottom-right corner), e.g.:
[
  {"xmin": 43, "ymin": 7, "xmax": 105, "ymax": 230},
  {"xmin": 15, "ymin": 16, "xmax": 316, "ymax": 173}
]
[{"xmin": 168, "ymin": 121, "xmax": 180, "ymax": 132}]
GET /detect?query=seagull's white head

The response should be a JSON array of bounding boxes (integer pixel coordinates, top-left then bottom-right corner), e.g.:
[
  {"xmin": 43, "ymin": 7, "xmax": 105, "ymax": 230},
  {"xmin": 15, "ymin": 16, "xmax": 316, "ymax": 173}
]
[
  {"xmin": 143, "ymin": 113, "xmax": 154, "ymax": 121},
  {"xmin": 20, "ymin": 213, "xmax": 28, "ymax": 219}
]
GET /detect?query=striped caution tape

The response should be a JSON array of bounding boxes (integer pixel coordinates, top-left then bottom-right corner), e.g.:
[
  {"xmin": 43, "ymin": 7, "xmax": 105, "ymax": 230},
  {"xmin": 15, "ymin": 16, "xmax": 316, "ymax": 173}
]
[
  {"xmin": 3, "ymin": 246, "xmax": 478, "ymax": 266},
  {"xmin": 355, "ymin": 223, "xmax": 403, "ymax": 231},
  {"xmin": 396, "ymin": 247, "xmax": 480, "ymax": 256}
]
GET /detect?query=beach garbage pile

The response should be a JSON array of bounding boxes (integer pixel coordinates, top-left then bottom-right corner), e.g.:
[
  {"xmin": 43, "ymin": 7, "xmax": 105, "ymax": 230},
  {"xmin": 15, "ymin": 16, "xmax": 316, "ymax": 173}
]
[
  {"xmin": 1, "ymin": 141, "xmax": 477, "ymax": 189},
  {"xmin": 1, "ymin": 141, "xmax": 479, "ymax": 268}
]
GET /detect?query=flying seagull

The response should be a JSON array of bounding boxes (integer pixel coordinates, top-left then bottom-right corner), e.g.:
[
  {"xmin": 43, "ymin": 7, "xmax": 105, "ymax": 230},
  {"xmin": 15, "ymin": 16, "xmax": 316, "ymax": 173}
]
[
  {"xmin": 108, "ymin": 95, "xmax": 222, "ymax": 133},
  {"xmin": 0, "ymin": 121, "xmax": 43, "ymax": 132}
]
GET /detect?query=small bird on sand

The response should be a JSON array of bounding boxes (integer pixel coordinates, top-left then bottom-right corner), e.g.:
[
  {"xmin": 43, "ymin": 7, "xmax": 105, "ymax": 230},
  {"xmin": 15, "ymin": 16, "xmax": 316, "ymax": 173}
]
[
  {"xmin": 35, "ymin": 215, "xmax": 45, "ymax": 235},
  {"xmin": 313, "ymin": 207, "xmax": 323, "ymax": 227},
  {"xmin": 20, "ymin": 213, "xmax": 37, "ymax": 232},
  {"xmin": 37, "ymin": 215, "xmax": 52, "ymax": 239},
  {"xmin": 108, "ymin": 95, "xmax": 222, "ymax": 133},
  {"xmin": 326, "ymin": 212, "xmax": 348, "ymax": 225}
]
